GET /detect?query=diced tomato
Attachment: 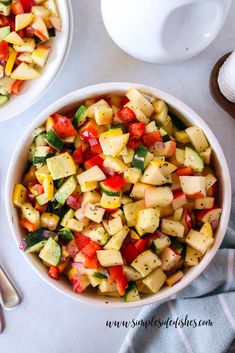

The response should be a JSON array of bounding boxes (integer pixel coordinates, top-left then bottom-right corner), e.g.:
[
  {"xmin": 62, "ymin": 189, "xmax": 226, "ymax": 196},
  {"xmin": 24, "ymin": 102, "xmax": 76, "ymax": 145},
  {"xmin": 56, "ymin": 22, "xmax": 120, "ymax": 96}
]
[
  {"xmin": 103, "ymin": 175, "xmax": 125, "ymax": 191},
  {"xmin": 20, "ymin": 0, "xmax": 35, "ymax": 12},
  {"xmin": 103, "ymin": 96, "xmax": 112, "ymax": 106},
  {"xmin": 108, "ymin": 265, "xmax": 123, "ymax": 284},
  {"xmin": 11, "ymin": 1, "xmax": 24, "ymax": 15},
  {"xmin": 84, "ymin": 154, "xmax": 104, "ymax": 169},
  {"xmin": 117, "ymin": 107, "xmax": 136, "ymax": 122},
  {"xmin": 17, "ymin": 29, "xmax": 25, "ymax": 38},
  {"xmin": 82, "ymin": 241, "xmax": 102, "ymax": 259},
  {"xmin": 116, "ymin": 274, "xmax": 128, "ymax": 296},
  {"xmin": 72, "ymin": 146, "xmax": 83, "ymax": 164},
  {"xmin": 35, "ymin": 202, "xmax": 47, "ymax": 213},
  {"xmin": 121, "ymin": 242, "xmax": 139, "ymax": 264},
  {"xmin": 120, "ymin": 97, "xmax": 129, "ymax": 107},
  {"xmin": 176, "ymin": 167, "xmax": 194, "ymax": 176},
  {"xmin": 83, "ymin": 148, "xmax": 96, "ymax": 161},
  {"xmin": 80, "ymin": 124, "xmax": 99, "ymax": 141},
  {"xmin": 53, "ymin": 115, "xmax": 77, "ymax": 138},
  {"xmin": 89, "ymin": 138, "xmax": 102, "ymax": 154},
  {"xmin": 135, "ymin": 239, "xmax": 149, "ymax": 252},
  {"xmin": 129, "ymin": 122, "xmax": 145, "ymax": 140},
  {"xmin": 74, "ymin": 233, "xmax": 90, "ymax": 251},
  {"xmin": 48, "ymin": 266, "xmax": 60, "ymax": 280},
  {"xmin": 0, "ymin": 42, "xmax": 8, "ymax": 61},
  {"xmin": 143, "ymin": 131, "xmax": 162, "ymax": 147},
  {"xmin": 1, "ymin": 16, "xmax": 10, "ymax": 26},
  {"xmin": 12, "ymin": 80, "xmax": 24, "ymax": 95},
  {"xmin": 66, "ymin": 193, "xmax": 82, "ymax": 210},
  {"xmin": 65, "ymin": 109, "xmax": 76, "ymax": 120},
  {"xmin": 127, "ymin": 140, "xmax": 143, "ymax": 150},
  {"xmin": 20, "ymin": 219, "xmax": 36, "ymax": 232},
  {"xmin": 84, "ymin": 256, "xmax": 98, "ymax": 269},
  {"xmin": 101, "ymin": 166, "xmax": 116, "ymax": 176}
]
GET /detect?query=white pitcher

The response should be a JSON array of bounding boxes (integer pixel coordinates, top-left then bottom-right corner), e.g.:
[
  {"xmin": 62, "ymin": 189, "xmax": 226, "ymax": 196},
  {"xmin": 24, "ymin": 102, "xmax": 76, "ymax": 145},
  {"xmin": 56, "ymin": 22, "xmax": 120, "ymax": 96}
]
[{"xmin": 101, "ymin": 0, "xmax": 232, "ymax": 63}]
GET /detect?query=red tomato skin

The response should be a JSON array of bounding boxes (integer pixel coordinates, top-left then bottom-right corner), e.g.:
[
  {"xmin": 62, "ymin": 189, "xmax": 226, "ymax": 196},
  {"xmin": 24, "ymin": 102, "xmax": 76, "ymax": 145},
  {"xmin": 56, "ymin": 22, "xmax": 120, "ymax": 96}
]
[
  {"xmin": 82, "ymin": 241, "xmax": 102, "ymax": 259},
  {"xmin": 116, "ymin": 274, "xmax": 128, "ymax": 296},
  {"xmin": 108, "ymin": 265, "xmax": 123, "ymax": 284},
  {"xmin": 53, "ymin": 115, "xmax": 77, "ymax": 138},
  {"xmin": 74, "ymin": 233, "xmax": 90, "ymax": 251},
  {"xmin": 128, "ymin": 122, "xmax": 145, "ymax": 140},
  {"xmin": 143, "ymin": 131, "xmax": 162, "ymax": 147},
  {"xmin": 72, "ymin": 146, "xmax": 83, "ymax": 164},
  {"xmin": 127, "ymin": 140, "xmax": 143, "ymax": 150},
  {"xmin": 84, "ymin": 155, "xmax": 104, "ymax": 169},
  {"xmin": 176, "ymin": 167, "xmax": 194, "ymax": 176},
  {"xmin": 117, "ymin": 107, "xmax": 136, "ymax": 122}
]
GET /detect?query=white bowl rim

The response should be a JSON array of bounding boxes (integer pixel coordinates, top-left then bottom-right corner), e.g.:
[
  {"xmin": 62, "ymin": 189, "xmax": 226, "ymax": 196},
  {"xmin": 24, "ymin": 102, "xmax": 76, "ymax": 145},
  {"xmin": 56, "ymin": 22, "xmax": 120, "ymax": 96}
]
[
  {"xmin": 0, "ymin": 0, "xmax": 73, "ymax": 122},
  {"xmin": 5, "ymin": 82, "xmax": 232, "ymax": 308}
]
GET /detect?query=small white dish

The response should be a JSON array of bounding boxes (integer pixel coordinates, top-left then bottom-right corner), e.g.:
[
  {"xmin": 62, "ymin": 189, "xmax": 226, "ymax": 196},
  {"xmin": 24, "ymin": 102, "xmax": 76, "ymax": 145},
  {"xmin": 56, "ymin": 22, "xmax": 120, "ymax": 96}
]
[
  {"xmin": 5, "ymin": 82, "xmax": 232, "ymax": 308},
  {"xmin": 0, "ymin": 0, "xmax": 73, "ymax": 122},
  {"xmin": 101, "ymin": 0, "xmax": 231, "ymax": 63}
]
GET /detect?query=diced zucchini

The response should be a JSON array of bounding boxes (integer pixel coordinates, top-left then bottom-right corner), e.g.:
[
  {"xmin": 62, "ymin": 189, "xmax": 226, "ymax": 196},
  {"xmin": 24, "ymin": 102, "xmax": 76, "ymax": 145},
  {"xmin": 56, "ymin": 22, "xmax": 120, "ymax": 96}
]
[
  {"xmin": 185, "ymin": 229, "xmax": 214, "ymax": 254},
  {"xmin": 21, "ymin": 202, "xmax": 40, "ymax": 228},
  {"xmin": 161, "ymin": 218, "xmax": 185, "ymax": 238},
  {"xmin": 142, "ymin": 267, "xmax": 167, "ymax": 293},
  {"xmin": 100, "ymin": 193, "xmax": 121, "ymax": 209},
  {"xmin": 108, "ymin": 216, "xmax": 123, "ymax": 235},
  {"xmin": 141, "ymin": 162, "xmax": 166, "ymax": 185},
  {"xmin": 84, "ymin": 203, "xmax": 105, "ymax": 223},
  {"xmin": 60, "ymin": 209, "xmax": 75, "ymax": 227},
  {"xmin": 104, "ymin": 226, "xmax": 129, "ymax": 250},
  {"xmin": 185, "ymin": 126, "xmax": 209, "ymax": 152},
  {"xmin": 103, "ymin": 156, "xmax": 127, "ymax": 173},
  {"xmin": 39, "ymin": 237, "xmax": 61, "ymax": 266},
  {"xmin": 131, "ymin": 145, "xmax": 148, "ymax": 171},
  {"xmin": 40, "ymin": 212, "xmax": 59, "ymax": 231},
  {"xmin": 123, "ymin": 266, "xmax": 142, "ymax": 281},
  {"xmin": 83, "ymin": 225, "xmax": 109, "ymax": 246},
  {"xmin": 54, "ymin": 176, "xmax": 77, "ymax": 205},
  {"xmin": 82, "ymin": 190, "xmax": 101, "ymax": 205},
  {"xmin": 22, "ymin": 227, "xmax": 47, "ymax": 252},
  {"xmin": 185, "ymin": 246, "xmax": 203, "ymax": 267},
  {"xmin": 124, "ymin": 168, "xmax": 142, "ymax": 184},
  {"xmin": 174, "ymin": 130, "xmax": 191, "ymax": 143},
  {"xmin": 131, "ymin": 250, "xmax": 161, "ymax": 277},
  {"xmin": 66, "ymin": 218, "xmax": 84, "ymax": 232},
  {"xmin": 184, "ymin": 147, "xmax": 204, "ymax": 172},
  {"xmin": 136, "ymin": 208, "xmax": 160, "ymax": 236},
  {"xmin": 123, "ymin": 200, "xmax": 145, "ymax": 227},
  {"xmin": 151, "ymin": 236, "xmax": 171, "ymax": 255},
  {"xmin": 160, "ymin": 247, "xmax": 181, "ymax": 271},
  {"xmin": 126, "ymin": 88, "xmax": 154, "ymax": 117},
  {"xmin": 77, "ymin": 166, "xmax": 106, "ymax": 184},
  {"xmin": 200, "ymin": 222, "xmax": 213, "ymax": 237},
  {"xmin": 99, "ymin": 130, "xmax": 129, "ymax": 157},
  {"xmin": 124, "ymin": 283, "xmax": 140, "ymax": 302},
  {"xmin": 130, "ymin": 182, "xmax": 152, "ymax": 200},
  {"xmin": 96, "ymin": 250, "xmax": 124, "ymax": 267},
  {"xmin": 166, "ymin": 270, "xmax": 184, "ymax": 287},
  {"xmin": 99, "ymin": 279, "xmax": 117, "ymax": 293},
  {"xmin": 145, "ymin": 186, "xmax": 173, "ymax": 208}
]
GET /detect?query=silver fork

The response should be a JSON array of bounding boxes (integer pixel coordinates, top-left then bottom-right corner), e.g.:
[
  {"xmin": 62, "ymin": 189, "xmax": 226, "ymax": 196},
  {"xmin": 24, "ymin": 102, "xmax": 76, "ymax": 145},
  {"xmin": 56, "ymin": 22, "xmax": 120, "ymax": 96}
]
[{"xmin": 0, "ymin": 264, "xmax": 21, "ymax": 332}]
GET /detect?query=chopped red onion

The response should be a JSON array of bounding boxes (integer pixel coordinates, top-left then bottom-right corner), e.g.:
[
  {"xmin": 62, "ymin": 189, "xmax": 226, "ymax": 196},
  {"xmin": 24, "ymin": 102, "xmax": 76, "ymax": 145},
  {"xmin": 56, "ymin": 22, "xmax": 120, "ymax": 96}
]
[
  {"xmin": 19, "ymin": 240, "xmax": 27, "ymax": 251},
  {"xmin": 211, "ymin": 219, "xmax": 219, "ymax": 230}
]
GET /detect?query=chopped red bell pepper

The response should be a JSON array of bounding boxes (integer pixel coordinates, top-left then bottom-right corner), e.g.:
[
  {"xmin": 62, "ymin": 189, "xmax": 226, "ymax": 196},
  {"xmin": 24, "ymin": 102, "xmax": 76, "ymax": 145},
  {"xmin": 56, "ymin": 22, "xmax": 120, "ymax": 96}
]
[
  {"xmin": 104, "ymin": 207, "xmax": 118, "ymax": 214},
  {"xmin": 121, "ymin": 242, "xmax": 139, "ymax": 264},
  {"xmin": 108, "ymin": 265, "xmax": 123, "ymax": 284},
  {"xmin": 120, "ymin": 97, "xmax": 129, "ymax": 108},
  {"xmin": 0, "ymin": 42, "xmax": 8, "ymax": 61},
  {"xmin": 84, "ymin": 256, "xmax": 99, "ymax": 269},
  {"xmin": 117, "ymin": 107, "xmax": 136, "ymax": 122},
  {"xmin": 83, "ymin": 148, "xmax": 96, "ymax": 161},
  {"xmin": 53, "ymin": 115, "xmax": 77, "ymax": 138},
  {"xmin": 20, "ymin": 0, "xmax": 35, "ymax": 12},
  {"xmin": 9, "ymin": 18, "xmax": 15, "ymax": 32},
  {"xmin": 129, "ymin": 122, "xmax": 145, "ymax": 140},
  {"xmin": 66, "ymin": 192, "xmax": 82, "ymax": 210},
  {"xmin": 84, "ymin": 154, "xmax": 104, "ymax": 169},
  {"xmin": 35, "ymin": 202, "xmax": 47, "ymax": 213},
  {"xmin": 74, "ymin": 233, "xmax": 90, "ymax": 251},
  {"xmin": 143, "ymin": 131, "xmax": 162, "ymax": 147},
  {"xmin": 11, "ymin": 1, "xmax": 24, "ymax": 15},
  {"xmin": 72, "ymin": 146, "xmax": 83, "ymax": 164},
  {"xmin": 82, "ymin": 241, "xmax": 102, "ymax": 259},
  {"xmin": 135, "ymin": 239, "xmax": 149, "ymax": 252},
  {"xmin": 20, "ymin": 218, "xmax": 36, "ymax": 232},
  {"xmin": 12, "ymin": 80, "xmax": 24, "ymax": 95},
  {"xmin": 127, "ymin": 140, "xmax": 143, "ymax": 150},
  {"xmin": 0, "ymin": 16, "xmax": 10, "ymax": 26},
  {"xmin": 89, "ymin": 138, "xmax": 102, "ymax": 154},
  {"xmin": 33, "ymin": 29, "xmax": 48, "ymax": 42},
  {"xmin": 116, "ymin": 274, "xmax": 128, "ymax": 296},
  {"xmin": 80, "ymin": 123, "xmax": 99, "ymax": 141},
  {"xmin": 176, "ymin": 167, "xmax": 194, "ymax": 176},
  {"xmin": 102, "ymin": 175, "xmax": 125, "ymax": 191},
  {"xmin": 48, "ymin": 266, "xmax": 60, "ymax": 280}
]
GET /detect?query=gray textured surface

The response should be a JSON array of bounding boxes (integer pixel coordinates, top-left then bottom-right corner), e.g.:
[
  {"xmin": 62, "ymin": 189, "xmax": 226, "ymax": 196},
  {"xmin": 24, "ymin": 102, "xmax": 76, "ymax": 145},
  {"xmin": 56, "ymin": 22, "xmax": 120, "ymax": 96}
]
[{"xmin": 0, "ymin": 1, "xmax": 235, "ymax": 352}]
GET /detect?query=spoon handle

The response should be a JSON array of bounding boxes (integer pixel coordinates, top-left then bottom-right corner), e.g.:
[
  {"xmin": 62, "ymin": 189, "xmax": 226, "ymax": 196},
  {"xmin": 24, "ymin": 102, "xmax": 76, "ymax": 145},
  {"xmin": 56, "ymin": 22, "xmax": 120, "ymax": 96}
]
[{"xmin": 0, "ymin": 265, "xmax": 21, "ymax": 310}]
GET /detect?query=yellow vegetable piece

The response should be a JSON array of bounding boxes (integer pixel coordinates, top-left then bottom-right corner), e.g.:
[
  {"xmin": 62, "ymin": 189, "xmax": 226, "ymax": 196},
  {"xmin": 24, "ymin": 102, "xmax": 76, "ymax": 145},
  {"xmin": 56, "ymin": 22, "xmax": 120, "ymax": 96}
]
[
  {"xmin": 46, "ymin": 117, "xmax": 55, "ymax": 132},
  {"xmin": 42, "ymin": 174, "xmax": 54, "ymax": 201},
  {"xmin": 47, "ymin": 152, "xmax": 76, "ymax": 180},
  {"xmin": 200, "ymin": 222, "xmax": 213, "ymax": 238},
  {"xmin": 11, "ymin": 62, "xmax": 40, "ymax": 80},
  {"xmin": 5, "ymin": 49, "xmax": 17, "ymax": 76},
  {"xmin": 15, "ymin": 13, "xmax": 34, "ymax": 31},
  {"xmin": 40, "ymin": 212, "xmax": 60, "ymax": 231},
  {"xmin": 35, "ymin": 165, "xmax": 50, "ymax": 184},
  {"xmin": 13, "ymin": 184, "xmax": 27, "ymax": 208},
  {"xmin": 4, "ymin": 31, "xmax": 25, "ymax": 45}
]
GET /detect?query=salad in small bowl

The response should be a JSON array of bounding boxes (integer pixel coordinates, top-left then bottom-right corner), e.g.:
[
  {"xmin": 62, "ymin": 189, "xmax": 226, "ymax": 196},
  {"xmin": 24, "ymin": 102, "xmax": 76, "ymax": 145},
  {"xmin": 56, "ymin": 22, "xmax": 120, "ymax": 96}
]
[
  {"xmin": 6, "ymin": 83, "xmax": 231, "ymax": 308},
  {"xmin": 0, "ymin": 0, "xmax": 72, "ymax": 121}
]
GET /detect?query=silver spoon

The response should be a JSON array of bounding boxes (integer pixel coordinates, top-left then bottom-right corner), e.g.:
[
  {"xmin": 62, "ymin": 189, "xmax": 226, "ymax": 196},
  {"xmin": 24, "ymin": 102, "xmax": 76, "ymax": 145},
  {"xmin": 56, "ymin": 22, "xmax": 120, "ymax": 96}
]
[{"xmin": 0, "ymin": 265, "xmax": 21, "ymax": 310}]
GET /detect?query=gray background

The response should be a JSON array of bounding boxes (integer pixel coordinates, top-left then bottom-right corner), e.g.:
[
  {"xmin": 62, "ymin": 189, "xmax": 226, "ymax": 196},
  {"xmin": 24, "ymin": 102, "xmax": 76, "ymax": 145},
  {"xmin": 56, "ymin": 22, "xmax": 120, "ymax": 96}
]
[{"xmin": 0, "ymin": 1, "xmax": 235, "ymax": 352}]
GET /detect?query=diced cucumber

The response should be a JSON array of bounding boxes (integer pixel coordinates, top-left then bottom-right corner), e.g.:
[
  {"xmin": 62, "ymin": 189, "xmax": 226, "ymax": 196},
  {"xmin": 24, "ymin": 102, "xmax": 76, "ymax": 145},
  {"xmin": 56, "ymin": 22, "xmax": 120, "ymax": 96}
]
[
  {"xmin": 25, "ymin": 240, "xmax": 47, "ymax": 254},
  {"xmin": 124, "ymin": 283, "xmax": 140, "ymax": 302},
  {"xmin": 0, "ymin": 95, "xmax": 8, "ymax": 107},
  {"xmin": 60, "ymin": 209, "xmax": 75, "ymax": 227},
  {"xmin": 104, "ymin": 226, "xmax": 129, "ymax": 250},
  {"xmin": 110, "ymin": 123, "xmax": 123, "ymax": 130},
  {"xmin": 47, "ymin": 152, "xmax": 76, "ymax": 180},
  {"xmin": 83, "ymin": 226, "xmax": 109, "ymax": 246},
  {"xmin": 131, "ymin": 145, "xmax": 148, "ymax": 171},
  {"xmin": 93, "ymin": 272, "xmax": 107, "ymax": 279},
  {"xmin": 39, "ymin": 237, "xmax": 61, "ymax": 266},
  {"xmin": 44, "ymin": 129, "xmax": 64, "ymax": 150},
  {"xmin": 0, "ymin": 2, "xmax": 11, "ymax": 16},
  {"xmin": 151, "ymin": 236, "xmax": 171, "ymax": 255},
  {"xmin": 96, "ymin": 249, "xmax": 124, "ymax": 267},
  {"xmin": 159, "ymin": 128, "xmax": 171, "ymax": 142},
  {"xmin": 35, "ymin": 133, "xmax": 47, "ymax": 147},
  {"xmin": 184, "ymin": 147, "xmax": 204, "ymax": 172},
  {"xmin": 54, "ymin": 176, "xmax": 77, "ymax": 205},
  {"xmin": 0, "ymin": 25, "xmax": 10, "ymax": 40},
  {"xmin": 142, "ymin": 267, "xmax": 167, "ymax": 293},
  {"xmin": 170, "ymin": 113, "xmax": 187, "ymax": 130},
  {"xmin": 58, "ymin": 228, "xmax": 74, "ymax": 241},
  {"xmin": 73, "ymin": 105, "xmax": 87, "ymax": 127},
  {"xmin": 23, "ymin": 227, "xmax": 48, "ymax": 252},
  {"xmin": 123, "ymin": 266, "xmax": 142, "ymax": 281}
]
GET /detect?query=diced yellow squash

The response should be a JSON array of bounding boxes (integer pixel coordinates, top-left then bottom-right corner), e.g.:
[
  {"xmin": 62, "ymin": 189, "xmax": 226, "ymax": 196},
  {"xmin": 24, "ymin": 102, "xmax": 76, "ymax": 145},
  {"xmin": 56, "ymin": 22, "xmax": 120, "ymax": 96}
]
[
  {"xmin": 103, "ymin": 156, "xmax": 127, "ymax": 173},
  {"xmin": 31, "ymin": 5, "xmax": 50, "ymax": 20},
  {"xmin": 82, "ymin": 190, "xmax": 101, "ymax": 205},
  {"xmin": 131, "ymin": 250, "xmax": 161, "ymax": 277},
  {"xmin": 66, "ymin": 218, "xmax": 84, "ymax": 232},
  {"xmin": 84, "ymin": 203, "xmax": 105, "ymax": 223},
  {"xmin": 31, "ymin": 45, "xmax": 50, "ymax": 67},
  {"xmin": 124, "ymin": 168, "xmax": 141, "ymax": 184},
  {"xmin": 4, "ymin": 31, "xmax": 25, "ymax": 45},
  {"xmin": 42, "ymin": 174, "xmax": 54, "ymax": 201},
  {"xmin": 67, "ymin": 268, "xmax": 77, "ymax": 281},
  {"xmin": 43, "ymin": 0, "xmax": 59, "ymax": 17},
  {"xmin": 96, "ymin": 250, "xmax": 124, "ymax": 267},
  {"xmin": 126, "ymin": 88, "xmax": 154, "ymax": 117},
  {"xmin": 94, "ymin": 103, "xmax": 113, "ymax": 125},
  {"xmin": 47, "ymin": 152, "xmax": 76, "ymax": 180},
  {"xmin": 166, "ymin": 270, "xmax": 184, "ymax": 287},
  {"xmin": 11, "ymin": 62, "xmax": 40, "ymax": 80},
  {"xmin": 174, "ymin": 130, "xmax": 191, "ymax": 143},
  {"xmin": 104, "ymin": 226, "xmax": 129, "ymax": 251},
  {"xmin": 136, "ymin": 208, "xmax": 160, "ymax": 236},
  {"xmin": 123, "ymin": 200, "xmax": 145, "ymax": 227},
  {"xmin": 80, "ymin": 181, "xmax": 97, "ymax": 192},
  {"xmin": 46, "ymin": 116, "xmax": 55, "ymax": 132},
  {"xmin": 141, "ymin": 162, "xmax": 166, "ymax": 185},
  {"xmin": 185, "ymin": 246, "xmax": 203, "ymax": 267},
  {"xmin": 60, "ymin": 209, "xmax": 75, "ymax": 227},
  {"xmin": 99, "ymin": 130, "xmax": 129, "ymax": 156},
  {"xmin": 14, "ymin": 37, "xmax": 36, "ymax": 53},
  {"xmin": 40, "ymin": 212, "xmax": 59, "ymax": 231},
  {"xmin": 35, "ymin": 164, "xmax": 50, "ymax": 183},
  {"xmin": 108, "ymin": 216, "xmax": 123, "ymax": 235},
  {"xmin": 200, "ymin": 222, "xmax": 213, "ymax": 238},
  {"xmin": 21, "ymin": 202, "xmax": 40, "ymax": 228},
  {"xmin": 5, "ymin": 49, "xmax": 17, "ymax": 76},
  {"xmin": 151, "ymin": 160, "xmax": 177, "ymax": 176},
  {"xmin": 17, "ymin": 52, "xmax": 33, "ymax": 64},
  {"xmin": 13, "ymin": 183, "xmax": 27, "ymax": 207},
  {"xmin": 15, "ymin": 13, "xmax": 34, "ymax": 31},
  {"xmin": 77, "ymin": 165, "xmax": 106, "ymax": 185},
  {"xmin": 100, "ymin": 193, "xmax": 122, "ymax": 209},
  {"xmin": 142, "ymin": 267, "xmax": 167, "ymax": 293},
  {"xmin": 186, "ymin": 229, "xmax": 214, "ymax": 254}
]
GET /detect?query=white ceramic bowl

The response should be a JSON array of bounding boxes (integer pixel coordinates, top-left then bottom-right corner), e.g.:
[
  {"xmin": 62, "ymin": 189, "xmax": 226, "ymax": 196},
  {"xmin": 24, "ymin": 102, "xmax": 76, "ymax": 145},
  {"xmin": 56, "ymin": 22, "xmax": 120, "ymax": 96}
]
[
  {"xmin": 6, "ymin": 82, "xmax": 232, "ymax": 308},
  {"xmin": 0, "ymin": 0, "xmax": 73, "ymax": 122}
]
